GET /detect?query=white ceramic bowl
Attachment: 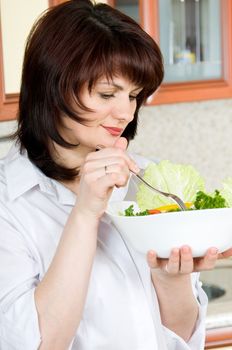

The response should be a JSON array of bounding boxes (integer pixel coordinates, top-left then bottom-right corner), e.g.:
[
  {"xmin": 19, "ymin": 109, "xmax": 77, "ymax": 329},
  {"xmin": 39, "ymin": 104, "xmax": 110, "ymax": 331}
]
[{"xmin": 105, "ymin": 201, "xmax": 232, "ymax": 258}]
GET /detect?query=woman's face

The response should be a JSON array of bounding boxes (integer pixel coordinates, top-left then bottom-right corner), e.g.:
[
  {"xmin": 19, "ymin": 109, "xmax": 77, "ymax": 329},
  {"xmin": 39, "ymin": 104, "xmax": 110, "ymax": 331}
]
[{"xmin": 60, "ymin": 76, "xmax": 142, "ymax": 151}]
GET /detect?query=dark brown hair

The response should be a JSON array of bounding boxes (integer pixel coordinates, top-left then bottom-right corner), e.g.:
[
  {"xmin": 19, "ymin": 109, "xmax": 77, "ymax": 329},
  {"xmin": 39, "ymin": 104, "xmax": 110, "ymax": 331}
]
[{"xmin": 16, "ymin": 0, "xmax": 164, "ymax": 181}]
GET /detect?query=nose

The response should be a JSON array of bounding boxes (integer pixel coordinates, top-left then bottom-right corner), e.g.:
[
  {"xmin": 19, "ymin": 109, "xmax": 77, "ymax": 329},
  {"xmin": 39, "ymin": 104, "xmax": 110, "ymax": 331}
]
[{"xmin": 112, "ymin": 97, "xmax": 135, "ymax": 123}]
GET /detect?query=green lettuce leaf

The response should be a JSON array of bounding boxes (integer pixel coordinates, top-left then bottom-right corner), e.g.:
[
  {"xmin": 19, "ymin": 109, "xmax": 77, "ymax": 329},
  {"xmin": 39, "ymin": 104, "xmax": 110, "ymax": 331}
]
[
  {"xmin": 194, "ymin": 190, "xmax": 228, "ymax": 209},
  {"xmin": 221, "ymin": 177, "xmax": 232, "ymax": 207},
  {"xmin": 136, "ymin": 160, "xmax": 205, "ymax": 210}
]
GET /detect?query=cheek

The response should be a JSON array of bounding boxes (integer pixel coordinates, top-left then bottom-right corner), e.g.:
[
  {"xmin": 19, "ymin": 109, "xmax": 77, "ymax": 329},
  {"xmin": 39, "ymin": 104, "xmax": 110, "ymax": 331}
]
[
  {"xmin": 130, "ymin": 102, "xmax": 137, "ymax": 119},
  {"xmin": 83, "ymin": 107, "xmax": 110, "ymax": 125},
  {"xmin": 60, "ymin": 118, "xmax": 84, "ymax": 139}
]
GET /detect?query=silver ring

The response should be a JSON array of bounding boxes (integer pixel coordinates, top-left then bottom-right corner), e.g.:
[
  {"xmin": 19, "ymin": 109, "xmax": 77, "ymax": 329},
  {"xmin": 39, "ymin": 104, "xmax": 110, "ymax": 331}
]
[{"xmin": 96, "ymin": 144, "xmax": 104, "ymax": 151}]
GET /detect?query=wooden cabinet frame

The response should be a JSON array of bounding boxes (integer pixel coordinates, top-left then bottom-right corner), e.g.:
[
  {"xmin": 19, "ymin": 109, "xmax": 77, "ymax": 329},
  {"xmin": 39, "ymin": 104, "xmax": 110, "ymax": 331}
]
[{"xmin": 205, "ymin": 326, "xmax": 232, "ymax": 348}]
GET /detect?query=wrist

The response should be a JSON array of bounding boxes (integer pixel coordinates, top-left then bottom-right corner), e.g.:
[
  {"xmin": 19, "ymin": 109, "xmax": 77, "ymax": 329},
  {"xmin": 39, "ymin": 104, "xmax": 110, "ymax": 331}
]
[
  {"xmin": 151, "ymin": 269, "xmax": 192, "ymax": 287},
  {"xmin": 63, "ymin": 206, "xmax": 100, "ymax": 245},
  {"xmin": 72, "ymin": 202, "xmax": 103, "ymax": 221},
  {"xmin": 73, "ymin": 199, "xmax": 106, "ymax": 221}
]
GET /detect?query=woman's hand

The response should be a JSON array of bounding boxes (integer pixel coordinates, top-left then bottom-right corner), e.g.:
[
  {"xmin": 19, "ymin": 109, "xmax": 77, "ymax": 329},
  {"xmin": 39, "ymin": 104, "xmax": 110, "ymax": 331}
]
[
  {"xmin": 76, "ymin": 137, "xmax": 139, "ymax": 219},
  {"xmin": 218, "ymin": 248, "xmax": 232, "ymax": 259},
  {"xmin": 147, "ymin": 245, "xmax": 232, "ymax": 276}
]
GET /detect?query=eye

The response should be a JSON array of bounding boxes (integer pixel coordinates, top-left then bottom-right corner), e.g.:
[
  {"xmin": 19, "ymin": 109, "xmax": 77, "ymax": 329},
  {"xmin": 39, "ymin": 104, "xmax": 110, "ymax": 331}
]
[
  {"xmin": 99, "ymin": 93, "xmax": 114, "ymax": 99},
  {"xmin": 129, "ymin": 95, "xmax": 137, "ymax": 101}
]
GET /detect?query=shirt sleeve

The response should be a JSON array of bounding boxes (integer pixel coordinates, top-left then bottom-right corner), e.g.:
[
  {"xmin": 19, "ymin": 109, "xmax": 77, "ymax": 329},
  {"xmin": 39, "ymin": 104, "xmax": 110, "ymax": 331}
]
[
  {"xmin": 162, "ymin": 272, "xmax": 208, "ymax": 350},
  {"xmin": 0, "ymin": 210, "xmax": 42, "ymax": 350}
]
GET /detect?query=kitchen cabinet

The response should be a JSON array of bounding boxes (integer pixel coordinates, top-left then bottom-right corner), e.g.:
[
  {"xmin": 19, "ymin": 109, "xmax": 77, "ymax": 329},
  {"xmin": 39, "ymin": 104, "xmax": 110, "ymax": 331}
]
[
  {"xmin": 206, "ymin": 347, "xmax": 232, "ymax": 350},
  {"xmin": 1, "ymin": 0, "xmax": 232, "ymax": 121},
  {"xmin": 110, "ymin": 0, "xmax": 232, "ymax": 105},
  {"xmin": 205, "ymin": 327, "xmax": 232, "ymax": 349}
]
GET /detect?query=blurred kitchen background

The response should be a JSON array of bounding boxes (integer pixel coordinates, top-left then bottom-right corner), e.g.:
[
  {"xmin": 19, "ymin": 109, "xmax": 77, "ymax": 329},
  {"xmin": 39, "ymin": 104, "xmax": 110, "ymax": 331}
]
[{"xmin": 0, "ymin": 0, "xmax": 232, "ymax": 348}]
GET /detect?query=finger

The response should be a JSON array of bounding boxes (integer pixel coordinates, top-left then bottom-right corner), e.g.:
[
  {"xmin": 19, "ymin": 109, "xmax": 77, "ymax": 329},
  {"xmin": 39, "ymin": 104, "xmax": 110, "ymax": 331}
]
[
  {"xmin": 82, "ymin": 159, "xmax": 131, "ymax": 187},
  {"xmin": 179, "ymin": 246, "xmax": 194, "ymax": 274},
  {"xmin": 104, "ymin": 163, "xmax": 130, "ymax": 180},
  {"xmin": 114, "ymin": 137, "xmax": 128, "ymax": 150},
  {"xmin": 147, "ymin": 250, "xmax": 159, "ymax": 269},
  {"xmin": 165, "ymin": 248, "xmax": 180, "ymax": 274},
  {"xmin": 86, "ymin": 148, "xmax": 139, "ymax": 173},
  {"xmin": 194, "ymin": 247, "xmax": 218, "ymax": 271},
  {"xmin": 83, "ymin": 166, "xmax": 130, "ymax": 191},
  {"xmin": 218, "ymin": 247, "xmax": 232, "ymax": 259},
  {"xmin": 83, "ymin": 156, "xmax": 131, "ymax": 174}
]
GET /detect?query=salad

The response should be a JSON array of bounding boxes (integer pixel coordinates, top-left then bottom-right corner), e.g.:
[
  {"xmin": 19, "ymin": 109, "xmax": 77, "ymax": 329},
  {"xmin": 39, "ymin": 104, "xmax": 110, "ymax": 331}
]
[{"xmin": 123, "ymin": 160, "xmax": 232, "ymax": 216}]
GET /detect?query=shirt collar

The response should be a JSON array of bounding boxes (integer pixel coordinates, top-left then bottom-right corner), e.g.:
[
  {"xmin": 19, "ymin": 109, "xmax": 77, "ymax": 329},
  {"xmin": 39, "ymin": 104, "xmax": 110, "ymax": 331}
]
[{"xmin": 4, "ymin": 143, "xmax": 59, "ymax": 202}]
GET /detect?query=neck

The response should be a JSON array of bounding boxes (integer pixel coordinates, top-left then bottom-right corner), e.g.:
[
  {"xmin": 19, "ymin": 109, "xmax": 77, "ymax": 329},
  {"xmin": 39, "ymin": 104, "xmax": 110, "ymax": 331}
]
[
  {"xmin": 50, "ymin": 142, "xmax": 93, "ymax": 194},
  {"xmin": 52, "ymin": 142, "xmax": 93, "ymax": 168}
]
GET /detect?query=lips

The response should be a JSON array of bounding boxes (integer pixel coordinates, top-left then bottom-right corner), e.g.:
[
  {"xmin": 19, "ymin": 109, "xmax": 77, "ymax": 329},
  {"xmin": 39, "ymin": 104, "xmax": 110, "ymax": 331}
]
[{"xmin": 102, "ymin": 126, "xmax": 123, "ymax": 136}]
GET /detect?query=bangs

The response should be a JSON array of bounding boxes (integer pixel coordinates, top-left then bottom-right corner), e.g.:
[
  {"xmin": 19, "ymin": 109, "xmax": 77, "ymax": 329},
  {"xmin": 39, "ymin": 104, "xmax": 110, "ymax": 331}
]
[
  {"xmin": 58, "ymin": 22, "xmax": 164, "ymax": 117},
  {"xmin": 82, "ymin": 34, "xmax": 163, "ymax": 101}
]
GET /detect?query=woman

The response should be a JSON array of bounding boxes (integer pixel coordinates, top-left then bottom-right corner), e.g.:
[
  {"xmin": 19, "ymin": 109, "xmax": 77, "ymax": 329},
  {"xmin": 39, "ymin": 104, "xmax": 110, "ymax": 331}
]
[{"xmin": 0, "ymin": 1, "xmax": 231, "ymax": 349}]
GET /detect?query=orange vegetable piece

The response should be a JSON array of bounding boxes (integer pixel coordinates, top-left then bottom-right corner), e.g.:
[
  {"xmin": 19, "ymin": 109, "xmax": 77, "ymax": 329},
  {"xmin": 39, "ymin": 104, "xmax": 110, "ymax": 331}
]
[{"xmin": 147, "ymin": 209, "xmax": 161, "ymax": 215}]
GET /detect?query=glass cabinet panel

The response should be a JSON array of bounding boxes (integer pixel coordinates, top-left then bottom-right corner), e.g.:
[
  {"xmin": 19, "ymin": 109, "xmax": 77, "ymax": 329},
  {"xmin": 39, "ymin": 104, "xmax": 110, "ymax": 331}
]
[
  {"xmin": 159, "ymin": 0, "xmax": 222, "ymax": 83},
  {"xmin": 114, "ymin": 0, "xmax": 139, "ymax": 23}
]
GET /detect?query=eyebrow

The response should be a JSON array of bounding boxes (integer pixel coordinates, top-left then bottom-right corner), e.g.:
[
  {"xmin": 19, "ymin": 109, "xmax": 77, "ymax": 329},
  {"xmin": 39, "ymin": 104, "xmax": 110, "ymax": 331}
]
[{"xmin": 97, "ymin": 82, "xmax": 141, "ymax": 92}]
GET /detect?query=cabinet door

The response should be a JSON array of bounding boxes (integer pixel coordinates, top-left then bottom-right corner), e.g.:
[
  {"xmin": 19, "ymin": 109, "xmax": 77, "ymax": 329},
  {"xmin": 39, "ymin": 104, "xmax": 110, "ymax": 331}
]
[
  {"xmin": 159, "ymin": 0, "xmax": 222, "ymax": 83},
  {"xmin": 0, "ymin": 0, "xmax": 62, "ymax": 121},
  {"xmin": 111, "ymin": 0, "xmax": 232, "ymax": 105}
]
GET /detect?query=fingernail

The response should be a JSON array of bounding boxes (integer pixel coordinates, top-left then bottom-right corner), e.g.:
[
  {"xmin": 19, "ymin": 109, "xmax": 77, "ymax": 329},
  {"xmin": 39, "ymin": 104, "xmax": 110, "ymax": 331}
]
[
  {"xmin": 171, "ymin": 248, "xmax": 179, "ymax": 255},
  {"xmin": 148, "ymin": 250, "xmax": 155, "ymax": 258},
  {"xmin": 132, "ymin": 164, "xmax": 140, "ymax": 173},
  {"xmin": 182, "ymin": 245, "xmax": 190, "ymax": 254},
  {"xmin": 210, "ymin": 247, "xmax": 218, "ymax": 255}
]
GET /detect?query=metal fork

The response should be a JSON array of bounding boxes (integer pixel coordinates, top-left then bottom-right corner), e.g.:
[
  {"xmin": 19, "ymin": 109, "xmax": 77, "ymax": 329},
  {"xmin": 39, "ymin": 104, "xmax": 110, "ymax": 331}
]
[
  {"xmin": 95, "ymin": 145, "xmax": 187, "ymax": 211},
  {"xmin": 131, "ymin": 170, "xmax": 187, "ymax": 211}
]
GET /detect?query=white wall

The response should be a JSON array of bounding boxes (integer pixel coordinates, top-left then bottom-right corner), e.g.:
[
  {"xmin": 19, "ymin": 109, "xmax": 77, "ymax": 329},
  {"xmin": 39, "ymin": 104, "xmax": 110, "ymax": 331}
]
[{"xmin": 128, "ymin": 99, "xmax": 232, "ymax": 191}]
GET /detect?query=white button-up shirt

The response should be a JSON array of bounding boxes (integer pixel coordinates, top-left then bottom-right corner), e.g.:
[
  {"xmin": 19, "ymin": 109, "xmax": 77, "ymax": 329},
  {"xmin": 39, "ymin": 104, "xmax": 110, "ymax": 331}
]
[{"xmin": 0, "ymin": 144, "xmax": 207, "ymax": 350}]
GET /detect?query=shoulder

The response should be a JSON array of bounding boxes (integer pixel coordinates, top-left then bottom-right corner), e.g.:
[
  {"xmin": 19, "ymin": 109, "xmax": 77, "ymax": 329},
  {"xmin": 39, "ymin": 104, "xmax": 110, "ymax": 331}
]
[
  {"xmin": 0, "ymin": 159, "xmax": 13, "ymax": 226},
  {"xmin": 0, "ymin": 154, "xmax": 8, "ymax": 198},
  {"xmin": 0, "ymin": 143, "xmax": 45, "ymax": 202},
  {"xmin": 0, "ymin": 143, "xmax": 20, "ymax": 194}
]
